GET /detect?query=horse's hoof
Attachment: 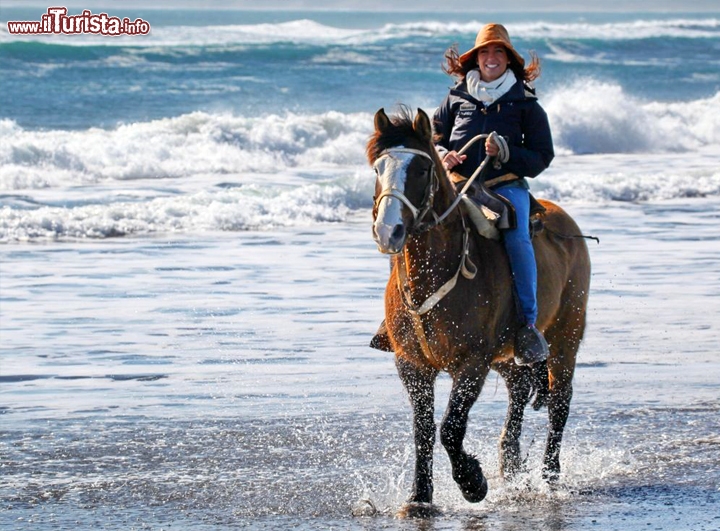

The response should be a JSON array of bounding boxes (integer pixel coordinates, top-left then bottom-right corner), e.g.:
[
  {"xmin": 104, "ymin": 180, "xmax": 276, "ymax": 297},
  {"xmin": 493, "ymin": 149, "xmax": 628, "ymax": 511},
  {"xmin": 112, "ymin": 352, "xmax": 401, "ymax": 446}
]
[
  {"xmin": 351, "ymin": 498, "xmax": 378, "ymax": 517},
  {"xmin": 499, "ymin": 441, "xmax": 524, "ymax": 480},
  {"xmin": 460, "ymin": 474, "xmax": 488, "ymax": 503},
  {"xmin": 530, "ymin": 361, "xmax": 549, "ymax": 410},
  {"xmin": 531, "ymin": 393, "xmax": 548, "ymax": 411},
  {"xmin": 369, "ymin": 332, "xmax": 393, "ymax": 352},
  {"xmin": 500, "ymin": 460, "xmax": 526, "ymax": 481},
  {"xmin": 369, "ymin": 320, "xmax": 394, "ymax": 352},
  {"xmin": 453, "ymin": 456, "xmax": 489, "ymax": 503},
  {"xmin": 542, "ymin": 468, "xmax": 560, "ymax": 484},
  {"xmin": 396, "ymin": 502, "xmax": 440, "ymax": 519}
]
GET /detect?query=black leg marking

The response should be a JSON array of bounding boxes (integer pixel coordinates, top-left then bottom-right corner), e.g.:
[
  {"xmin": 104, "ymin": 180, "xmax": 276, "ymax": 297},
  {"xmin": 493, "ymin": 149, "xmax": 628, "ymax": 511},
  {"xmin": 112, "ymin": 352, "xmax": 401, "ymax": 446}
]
[
  {"xmin": 439, "ymin": 364, "xmax": 490, "ymax": 502},
  {"xmin": 396, "ymin": 356, "xmax": 438, "ymax": 505}
]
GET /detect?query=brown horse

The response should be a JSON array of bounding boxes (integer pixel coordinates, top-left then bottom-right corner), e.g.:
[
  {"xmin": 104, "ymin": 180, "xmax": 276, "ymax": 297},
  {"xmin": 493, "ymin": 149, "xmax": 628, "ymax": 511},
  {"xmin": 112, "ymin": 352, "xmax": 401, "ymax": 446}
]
[{"xmin": 368, "ymin": 107, "xmax": 591, "ymax": 516}]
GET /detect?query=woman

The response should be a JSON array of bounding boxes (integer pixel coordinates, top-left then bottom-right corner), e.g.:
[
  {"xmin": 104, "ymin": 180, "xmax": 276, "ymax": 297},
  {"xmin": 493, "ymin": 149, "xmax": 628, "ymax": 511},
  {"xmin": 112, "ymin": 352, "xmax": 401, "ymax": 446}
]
[{"xmin": 433, "ymin": 23, "xmax": 554, "ymax": 365}]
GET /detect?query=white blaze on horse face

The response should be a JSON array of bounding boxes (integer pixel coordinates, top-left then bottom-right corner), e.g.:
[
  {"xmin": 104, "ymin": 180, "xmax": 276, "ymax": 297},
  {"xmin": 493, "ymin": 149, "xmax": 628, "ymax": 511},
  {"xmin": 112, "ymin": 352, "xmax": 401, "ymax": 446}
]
[{"xmin": 373, "ymin": 150, "xmax": 413, "ymax": 254}]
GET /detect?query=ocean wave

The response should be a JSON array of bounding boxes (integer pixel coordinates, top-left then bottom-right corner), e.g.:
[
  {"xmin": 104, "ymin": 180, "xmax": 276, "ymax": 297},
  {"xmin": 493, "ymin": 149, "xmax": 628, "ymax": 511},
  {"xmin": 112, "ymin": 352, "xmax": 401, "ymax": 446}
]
[
  {"xmin": 2, "ymin": 90, "xmax": 720, "ymax": 241},
  {"xmin": 1, "ymin": 85, "xmax": 717, "ymax": 193},
  {"xmin": 0, "ymin": 19, "xmax": 366, "ymax": 47},
  {"xmin": 506, "ymin": 19, "xmax": 720, "ymax": 40},
  {"xmin": 369, "ymin": 18, "xmax": 720, "ymax": 43},
  {"xmin": 545, "ymin": 82, "xmax": 720, "ymax": 154},
  {"xmin": 0, "ymin": 111, "xmax": 373, "ymax": 190},
  {"xmin": 3, "ymin": 156, "xmax": 719, "ymax": 242},
  {"xmin": 536, "ymin": 159, "xmax": 720, "ymax": 203},
  {"xmin": 0, "ymin": 109, "xmax": 377, "ymax": 241},
  {"xmin": 0, "ymin": 175, "xmax": 373, "ymax": 242},
  {"xmin": 2, "ymin": 17, "xmax": 718, "ymax": 48}
]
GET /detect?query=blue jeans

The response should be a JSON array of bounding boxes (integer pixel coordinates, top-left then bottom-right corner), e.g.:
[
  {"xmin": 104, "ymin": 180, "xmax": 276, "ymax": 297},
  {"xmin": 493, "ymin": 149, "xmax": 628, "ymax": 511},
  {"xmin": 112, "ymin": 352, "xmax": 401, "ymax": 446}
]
[{"xmin": 495, "ymin": 183, "xmax": 537, "ymax": 325}]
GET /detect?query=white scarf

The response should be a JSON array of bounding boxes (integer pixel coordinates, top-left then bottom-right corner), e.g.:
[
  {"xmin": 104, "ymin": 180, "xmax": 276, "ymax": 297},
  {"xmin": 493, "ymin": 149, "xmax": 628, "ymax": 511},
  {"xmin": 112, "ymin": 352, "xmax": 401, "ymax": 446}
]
[{"xmin": 466, "ymin": 69, "xmax": 517, "ymax": 105}]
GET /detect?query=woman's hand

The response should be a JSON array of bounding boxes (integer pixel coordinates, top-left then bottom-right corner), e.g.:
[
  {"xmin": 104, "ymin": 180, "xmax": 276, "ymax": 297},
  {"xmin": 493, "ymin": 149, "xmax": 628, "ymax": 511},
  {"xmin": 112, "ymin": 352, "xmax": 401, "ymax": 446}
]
[
  {"xmin": 485, "ymin": 137, "xmax": 499, "ymax": 157},
  {"xmin": 443, "ymin": 150, "xmax": 467, "ymax": 170}
]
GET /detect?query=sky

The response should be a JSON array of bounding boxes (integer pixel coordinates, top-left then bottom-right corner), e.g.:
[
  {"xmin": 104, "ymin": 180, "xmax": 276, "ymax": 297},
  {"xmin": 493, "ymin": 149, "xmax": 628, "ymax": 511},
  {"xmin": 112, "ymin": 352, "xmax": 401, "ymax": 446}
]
[{"xmin": 2, "ymin": 0, "xmax": 719, "ymax": 11}]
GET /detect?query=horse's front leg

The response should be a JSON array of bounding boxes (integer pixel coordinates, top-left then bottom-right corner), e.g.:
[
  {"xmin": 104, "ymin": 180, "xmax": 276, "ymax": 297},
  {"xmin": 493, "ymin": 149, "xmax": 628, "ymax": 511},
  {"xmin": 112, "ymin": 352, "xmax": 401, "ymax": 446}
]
[
  {"xmin": 396, "ymin": 355, "xmax": 438, "ymax": 507},
  {"xmin": 440, "ymin": 360, "xmax": 491, "ymax": 503}
]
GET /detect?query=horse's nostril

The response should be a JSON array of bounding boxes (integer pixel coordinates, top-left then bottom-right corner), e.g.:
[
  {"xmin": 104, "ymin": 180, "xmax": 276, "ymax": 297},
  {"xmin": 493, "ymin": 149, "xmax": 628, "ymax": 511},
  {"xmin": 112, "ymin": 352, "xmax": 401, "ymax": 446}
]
[{"xmin": 391, "ymin": 224, "xmax": 405, "ymax": 242}]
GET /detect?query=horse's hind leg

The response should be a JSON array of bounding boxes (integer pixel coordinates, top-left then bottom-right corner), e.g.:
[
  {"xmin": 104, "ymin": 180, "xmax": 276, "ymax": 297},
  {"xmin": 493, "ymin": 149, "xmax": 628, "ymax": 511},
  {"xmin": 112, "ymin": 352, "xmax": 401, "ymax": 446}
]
[
  {"xmin": 440, "ymin": 361, "xmax": 491, "ymax": 502},
  {"xmin": 544, "ymin": 362, "xmax": 573, "ymax": 480},
  {"xmin": 494, "ymin": 360, "xmax": 533, "ymax": 478},
  {"xmin": 543, "ymin": 320, "xmax": 583, "ymax": 480},
  {"xmin": 396, "ymin": 356, "xmax": 438, "ymax": 506}
]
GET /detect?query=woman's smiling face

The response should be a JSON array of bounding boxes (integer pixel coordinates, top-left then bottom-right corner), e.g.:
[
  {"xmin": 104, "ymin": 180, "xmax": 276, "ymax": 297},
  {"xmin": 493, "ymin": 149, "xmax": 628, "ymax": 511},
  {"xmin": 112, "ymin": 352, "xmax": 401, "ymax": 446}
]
[{"xmin": 476, "ymin": 44, "xmax": 509, "ymax": 82}]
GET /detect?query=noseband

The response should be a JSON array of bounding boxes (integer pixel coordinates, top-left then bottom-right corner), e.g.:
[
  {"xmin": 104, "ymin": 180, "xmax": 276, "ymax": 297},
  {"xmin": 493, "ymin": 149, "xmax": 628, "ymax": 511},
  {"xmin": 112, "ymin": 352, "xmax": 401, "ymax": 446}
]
[{"xmin": 372, "ymin": 147, "xmax": 439, "ymax": 233}]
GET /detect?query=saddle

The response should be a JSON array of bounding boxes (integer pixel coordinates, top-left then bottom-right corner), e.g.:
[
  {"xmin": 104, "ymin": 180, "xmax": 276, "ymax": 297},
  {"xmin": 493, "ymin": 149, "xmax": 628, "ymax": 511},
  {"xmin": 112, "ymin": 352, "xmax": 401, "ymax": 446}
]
[{"xmin": 449, "ymin": 172, "xmax": 545, "ymax": 240}]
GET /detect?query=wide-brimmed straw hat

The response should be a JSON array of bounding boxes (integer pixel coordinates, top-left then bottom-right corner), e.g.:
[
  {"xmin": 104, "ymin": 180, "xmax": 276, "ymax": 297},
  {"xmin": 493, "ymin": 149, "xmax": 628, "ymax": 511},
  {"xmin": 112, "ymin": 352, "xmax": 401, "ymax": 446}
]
[{"xmin": 459, "ymin": 23, "xmax": 525, "ymax": 68}]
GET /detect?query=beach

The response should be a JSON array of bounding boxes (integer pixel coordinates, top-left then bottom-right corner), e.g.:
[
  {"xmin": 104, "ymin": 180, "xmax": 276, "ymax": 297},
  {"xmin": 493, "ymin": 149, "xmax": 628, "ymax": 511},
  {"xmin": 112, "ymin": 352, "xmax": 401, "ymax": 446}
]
[{"xmin": 1, "ymin": 8, "xmax": 719, "ymax": 530}]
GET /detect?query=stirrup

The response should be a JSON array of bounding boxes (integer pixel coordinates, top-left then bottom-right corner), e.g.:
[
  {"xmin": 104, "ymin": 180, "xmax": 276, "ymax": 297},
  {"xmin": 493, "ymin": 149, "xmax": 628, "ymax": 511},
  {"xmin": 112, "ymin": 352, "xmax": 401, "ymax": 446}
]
[{"xmin": 514, "ymin": 325, "xmax": 549, "ymax": 365}]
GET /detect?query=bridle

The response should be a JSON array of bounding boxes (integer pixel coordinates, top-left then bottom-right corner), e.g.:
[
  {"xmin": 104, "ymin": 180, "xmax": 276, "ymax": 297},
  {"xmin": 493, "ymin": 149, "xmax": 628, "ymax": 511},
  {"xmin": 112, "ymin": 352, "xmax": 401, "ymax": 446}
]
[
  {"xmin": 372, "ymin": 147, "xmax": 440, "ymax": 234},
  {"xmin": 372, "ymin": 134, "xmax": 500, "ymax": 234}
]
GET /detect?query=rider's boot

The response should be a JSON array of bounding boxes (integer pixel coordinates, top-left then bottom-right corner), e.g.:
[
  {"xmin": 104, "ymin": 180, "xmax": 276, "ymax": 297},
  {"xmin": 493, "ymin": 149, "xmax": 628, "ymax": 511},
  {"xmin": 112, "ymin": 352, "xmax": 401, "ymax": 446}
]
[
  {"xmin": 370, "ymin": 320, "xmax": 394, "ymax": 352},
  {"xmin": 514, "ymin": 323, "xmax": 549, "ymax": 365}
]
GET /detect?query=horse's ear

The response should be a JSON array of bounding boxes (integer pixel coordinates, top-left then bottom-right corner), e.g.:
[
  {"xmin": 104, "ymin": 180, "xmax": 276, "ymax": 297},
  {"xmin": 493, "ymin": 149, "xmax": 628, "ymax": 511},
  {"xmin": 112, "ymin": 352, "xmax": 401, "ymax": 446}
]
[
  {"xmin": 413, "ymin": 108, "xmax": 432, "ymax": 142},
  {"xmin": 374, "ymin": 108, "xmax": 391, "ymax": 133}
]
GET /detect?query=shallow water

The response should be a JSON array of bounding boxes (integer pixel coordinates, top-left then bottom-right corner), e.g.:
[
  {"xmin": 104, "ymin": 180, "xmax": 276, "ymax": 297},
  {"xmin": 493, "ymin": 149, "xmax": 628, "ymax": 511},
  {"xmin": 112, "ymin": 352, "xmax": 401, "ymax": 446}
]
[{"xmin": 2, "ymin": 200, "xmax": 719, "ymax": 530}]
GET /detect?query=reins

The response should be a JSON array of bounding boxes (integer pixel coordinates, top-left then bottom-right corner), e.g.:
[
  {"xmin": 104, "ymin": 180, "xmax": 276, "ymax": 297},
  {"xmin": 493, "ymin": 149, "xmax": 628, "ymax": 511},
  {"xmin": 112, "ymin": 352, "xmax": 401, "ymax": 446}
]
[
  {"xmin": 373, "ymin": 131, "xmax": 596, "ymax": 365},
  {"xmin": 373, "ymin": 136, "xmax": 500, "ymax": 314},
  {"xmin": 374, "ymin": 133, "xmax": 506, "ymax": 233},
  {"xmin": 544, "ymin": 227, "xmax": 600, "ymax": 244},
  {"xmin": 396, "ymin": 217, "xmax": 477, "ymax": 317},
  {"xmin": 435, "ymin": 132, "xmax": 505, "ymax": 225}
]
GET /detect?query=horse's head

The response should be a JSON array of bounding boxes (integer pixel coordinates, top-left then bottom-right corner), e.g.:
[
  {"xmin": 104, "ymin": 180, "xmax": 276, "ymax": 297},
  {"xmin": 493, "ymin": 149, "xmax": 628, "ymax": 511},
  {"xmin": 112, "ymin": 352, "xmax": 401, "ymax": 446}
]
[{"xmin": 367, "ymin": 108, "xmax": 441, "ymax": 254}]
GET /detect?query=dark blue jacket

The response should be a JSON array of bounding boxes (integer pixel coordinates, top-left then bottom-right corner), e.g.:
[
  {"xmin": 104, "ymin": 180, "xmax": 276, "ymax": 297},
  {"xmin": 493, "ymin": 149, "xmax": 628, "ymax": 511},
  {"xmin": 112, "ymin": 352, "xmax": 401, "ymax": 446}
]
[{"xmin": 433, "ymin": 78, "xmax": 554, "ymax": 187}]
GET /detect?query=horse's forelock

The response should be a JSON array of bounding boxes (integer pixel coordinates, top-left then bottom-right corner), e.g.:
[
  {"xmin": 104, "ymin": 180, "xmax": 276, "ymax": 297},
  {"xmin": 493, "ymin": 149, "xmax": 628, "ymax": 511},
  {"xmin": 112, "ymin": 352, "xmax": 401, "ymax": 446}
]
[
  {"xmin": 366, "ymin": 109, "xmax": 426, "ymax": 163},
  {"xmin": 366, "ymin": 109, "xmax": 457, "ymax": 213}
]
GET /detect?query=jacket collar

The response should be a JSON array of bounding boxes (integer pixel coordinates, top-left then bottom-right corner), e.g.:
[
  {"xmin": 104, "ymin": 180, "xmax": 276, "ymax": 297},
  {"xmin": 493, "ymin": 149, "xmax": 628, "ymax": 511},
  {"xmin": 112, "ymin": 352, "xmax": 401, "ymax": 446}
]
[{"xmin": 450, "ymin": 77, "xmax": 535, "ymax": 105}]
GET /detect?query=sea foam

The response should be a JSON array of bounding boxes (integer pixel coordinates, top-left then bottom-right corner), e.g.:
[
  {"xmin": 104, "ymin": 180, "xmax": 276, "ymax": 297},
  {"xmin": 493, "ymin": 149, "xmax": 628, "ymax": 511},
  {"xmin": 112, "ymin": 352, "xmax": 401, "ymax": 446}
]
[
  {"xmin": 545, "ymin": 82, "xmax": 720, "ymax": 154},
  {"xmin": 0, "ymin": 111, "xmax": 373, "ymax": 190},
  {"xmin": 1, "ymin": 85, "xmax": 718, "ymax": 192}
]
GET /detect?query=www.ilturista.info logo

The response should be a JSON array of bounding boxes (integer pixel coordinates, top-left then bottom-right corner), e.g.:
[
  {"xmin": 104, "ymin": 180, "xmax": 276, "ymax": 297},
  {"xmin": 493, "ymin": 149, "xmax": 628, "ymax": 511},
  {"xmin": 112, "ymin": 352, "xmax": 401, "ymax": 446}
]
[{"xmin": 6, "ymin": 7, "xmax": 150, "ymax": 36}]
